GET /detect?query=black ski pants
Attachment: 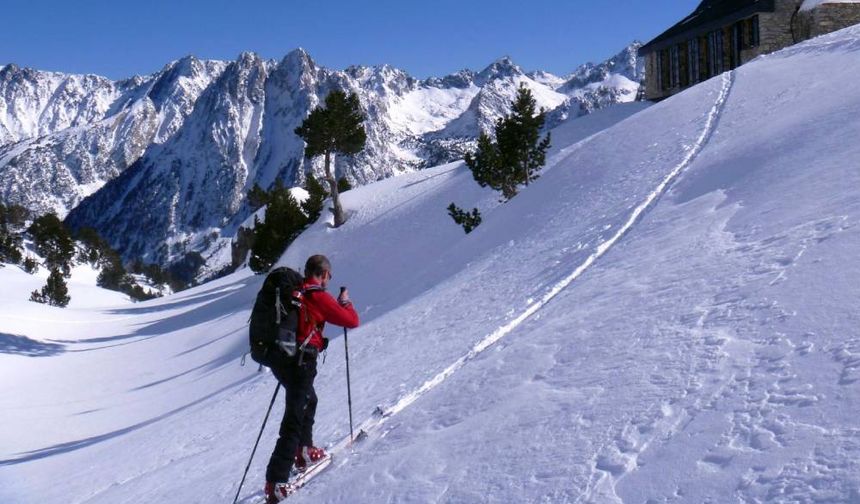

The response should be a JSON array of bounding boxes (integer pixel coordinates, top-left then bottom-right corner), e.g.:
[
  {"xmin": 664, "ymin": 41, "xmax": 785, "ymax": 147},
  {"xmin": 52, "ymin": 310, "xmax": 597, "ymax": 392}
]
[{"xmin": 265, "ymin": 352, "xmax": 318, "ymax": 482}]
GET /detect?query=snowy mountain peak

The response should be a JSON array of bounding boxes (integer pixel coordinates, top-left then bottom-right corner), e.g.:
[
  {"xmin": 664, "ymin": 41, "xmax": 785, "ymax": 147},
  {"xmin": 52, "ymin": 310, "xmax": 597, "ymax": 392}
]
[
  {"xmin": 477, "ymin": 55, "xmax": 523, "ymax": 83},
  {"xmin": 280, "ymin": 47, "xmax": 314, "ymax": 71},
  {"xmin": 0, "ymin": 62, "xmax": 19, "ymax": 75},
  {"xmin": 423, "ymin": 69, "xmax": 477, "ymax": 89},
  {"xmin": 4, "ymin": 43, "xmax": 644, "ymax": 268},
  {"xmin": 563, "ymin": 41, "xmax": 643, "ymax": 91}
]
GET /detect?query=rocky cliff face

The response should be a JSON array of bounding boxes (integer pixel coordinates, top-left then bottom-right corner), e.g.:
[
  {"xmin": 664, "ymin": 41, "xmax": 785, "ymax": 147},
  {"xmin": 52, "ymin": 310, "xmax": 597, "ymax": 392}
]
[
  {"xmin": 0, "ymin": 57, "xmax": 226, "ymax": 215},
  {"xmin": 1, "ymin": 44, "xmax": 643, "ymax": 267}
]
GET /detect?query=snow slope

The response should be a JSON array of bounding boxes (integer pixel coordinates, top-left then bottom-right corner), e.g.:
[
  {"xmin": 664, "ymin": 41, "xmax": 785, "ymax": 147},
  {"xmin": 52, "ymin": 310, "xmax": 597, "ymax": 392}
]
[
  {"xmin": 2, "ymin": 26, "xmax": 860, "ymax": 504},
  {"xmin": 0, "ymin": 261, "xmax": 133, "ymax": 309}
]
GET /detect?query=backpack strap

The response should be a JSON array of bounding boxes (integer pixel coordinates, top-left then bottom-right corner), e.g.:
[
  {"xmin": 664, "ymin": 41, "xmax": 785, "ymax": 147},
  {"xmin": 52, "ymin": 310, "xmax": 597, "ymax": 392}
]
[{"xmin": 297, "ymin": 286, "xmax": 324, "ymax": 353}]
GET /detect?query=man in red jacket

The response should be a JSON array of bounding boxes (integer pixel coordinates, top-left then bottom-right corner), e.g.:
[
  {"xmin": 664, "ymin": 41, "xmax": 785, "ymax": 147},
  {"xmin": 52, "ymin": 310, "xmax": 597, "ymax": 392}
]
[{"xmin": 265, "ymin": 255, "xmax": 359, "ymax": 503}]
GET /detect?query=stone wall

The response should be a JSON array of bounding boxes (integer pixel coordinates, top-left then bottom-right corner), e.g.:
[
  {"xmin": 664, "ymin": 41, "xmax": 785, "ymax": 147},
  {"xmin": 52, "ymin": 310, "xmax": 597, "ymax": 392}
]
[
  {"xmin": 796, "ymin": 3, "xmax": 860, "ymax": 39},
  {"xmin": 757, "ymin": 0, "xmax": 802, "ymax": 54},
  {"xmin": 643, "ymin": 53, "xmax": 660, "ymax": 101}
]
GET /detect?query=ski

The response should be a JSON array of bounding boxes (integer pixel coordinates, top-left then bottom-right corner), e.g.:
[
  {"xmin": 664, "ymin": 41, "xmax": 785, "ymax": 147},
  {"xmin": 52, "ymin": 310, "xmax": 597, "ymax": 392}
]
[
  {"xmin": 239, "ymin": 405, "xmax": 392, "ymax": 502},
  {"xmin": 288, "ymin": 454, "xmax": 333, "ymax": 492},
  {"xmin": 238, "ymin": 456, "xmax": 333, "ymax": 504}
]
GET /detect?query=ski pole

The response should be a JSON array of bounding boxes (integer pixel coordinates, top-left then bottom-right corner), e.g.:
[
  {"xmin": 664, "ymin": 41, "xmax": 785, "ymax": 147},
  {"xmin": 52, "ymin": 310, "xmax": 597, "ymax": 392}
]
[
  {"xmin": 341, "ymin": 286, "xmax": 355, "ymax": 443},
  {"xmin": 233, "ymin": 383, "xmax": 280, "ymax": 504},
  {"xmin": 344, "ymin": 325, "xmax": 355, "ymax": 443}
]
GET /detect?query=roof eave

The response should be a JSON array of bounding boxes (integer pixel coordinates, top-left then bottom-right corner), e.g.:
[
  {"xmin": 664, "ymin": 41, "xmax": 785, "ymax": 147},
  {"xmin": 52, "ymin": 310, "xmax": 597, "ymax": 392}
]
[{"xmin": 639, "ymin": 0, "xmax": 776, "ymax": 55}]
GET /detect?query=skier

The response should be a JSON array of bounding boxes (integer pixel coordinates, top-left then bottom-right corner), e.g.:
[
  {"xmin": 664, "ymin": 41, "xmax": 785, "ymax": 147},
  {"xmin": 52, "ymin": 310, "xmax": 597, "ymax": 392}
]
[{"xmin": 264, "ymin": 254, "xmax": 360, "ymax": 503}]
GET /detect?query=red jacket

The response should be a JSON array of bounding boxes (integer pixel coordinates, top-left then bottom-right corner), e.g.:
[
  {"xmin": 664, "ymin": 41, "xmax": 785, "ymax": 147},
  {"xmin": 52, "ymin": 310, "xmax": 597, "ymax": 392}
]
[{"xmin": 298, "ymin": 278, "xmax": 360, "ymax": 351}]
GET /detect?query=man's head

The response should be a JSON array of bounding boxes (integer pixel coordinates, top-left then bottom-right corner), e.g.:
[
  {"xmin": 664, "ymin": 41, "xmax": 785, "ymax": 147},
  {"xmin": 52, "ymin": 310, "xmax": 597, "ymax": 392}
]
[{"xmin": 304, "ymin": 254, "xmax": 332, "ymax": 288}]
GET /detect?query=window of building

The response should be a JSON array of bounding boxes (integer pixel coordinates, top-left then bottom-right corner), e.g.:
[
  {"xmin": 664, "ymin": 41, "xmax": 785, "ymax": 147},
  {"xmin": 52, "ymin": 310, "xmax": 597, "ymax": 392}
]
[
  {"xmin": 660, "ymin": 49, "xmax": 671, "ymax": 90},
  {"xmin": 708, "ymin": 29, "xmax": 724, "ymax": 75},
  {"xmin": 670, "ymin": 45, "xmax": 680, "ymax": 88},
  {"xmin": 688, "ymin": 38, "xmax": 700, "ymax": 85},
  {"xmin": 698, "ymin": 35, "xmax": 709, "ymax": 82},
  {"xmin": 731, "ymin": 23, "xmax": 742, "ymax": 68},
  {"xmin": 751, "ymin": 15, "xmax": 760, "ymax": 47},
  {"xmin": 740, "ymin": 15, "xmax": 760, "ymax": 49},
  {"xmin": 679, "ymin": 43, "xmax": 690, "ymax": 88}
]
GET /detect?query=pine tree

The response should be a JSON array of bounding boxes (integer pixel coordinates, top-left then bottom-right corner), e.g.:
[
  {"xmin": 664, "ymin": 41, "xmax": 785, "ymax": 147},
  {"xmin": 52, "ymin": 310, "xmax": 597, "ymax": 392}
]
[
  {"xmin": 249, "ymin": 184, "xmax": 308, "ymax": 273},
  {"xmin": 0, "ymin": 202, "xmax": 24, "ymax": 265},
  {"xmin": 97, "ymin": 249, "xmax": 132, "ymax": 291},
  {"xmin": 465, "ymin": 132, "xmax": 510, "ymax": 198},
  {"xmin": 337, "ymin": 176, "xmax": 352, "ymax": 193},
  {"xmin": 74, "ymin": 226, "xmax": 109, "ymax": 265},
  {"xmin": 295, "ymin": 90, "xmax": 367, "ymax": 227},
  {"xmin": 28, "ymin": 213, "xmax": 75, "ymax": 277},
  {"xmin": 500, "ymin": 84, "xmax": 551, "ymax": 188},
  {"xmin": 302, "ymin": 175, "xmax": 327, "ymax": 224},
  {"xmin": 464, "ymin": 84, "xmax": 551, "ymax": 201},
  {"xmin": 31, "ymin": 268, "xmax": 71, "ymax": 307},
  {"xmin": 247, "ymin": 183, "xmax": 270, "ymax": 211},
  {"xmin": 0, "ymin": 228, "xmax": 23, "ymax": 265}
]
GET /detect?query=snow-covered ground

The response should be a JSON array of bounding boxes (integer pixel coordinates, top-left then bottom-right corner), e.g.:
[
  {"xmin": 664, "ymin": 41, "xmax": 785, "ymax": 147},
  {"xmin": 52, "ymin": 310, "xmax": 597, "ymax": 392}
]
[
  {"xmin": 2, "ymin": 25, "xmax": 860, "ymax": 504},
  {"xmin": 0, "ymin": 261, "xmax": 133, "ymax": 309}
]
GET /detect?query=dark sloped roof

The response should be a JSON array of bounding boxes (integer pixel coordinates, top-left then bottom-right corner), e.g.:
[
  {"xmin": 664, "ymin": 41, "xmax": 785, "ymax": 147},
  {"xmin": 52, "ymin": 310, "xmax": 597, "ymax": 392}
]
[{"xmin": 639, "ymin": 0, "xmax": 776, "ymax": 54}]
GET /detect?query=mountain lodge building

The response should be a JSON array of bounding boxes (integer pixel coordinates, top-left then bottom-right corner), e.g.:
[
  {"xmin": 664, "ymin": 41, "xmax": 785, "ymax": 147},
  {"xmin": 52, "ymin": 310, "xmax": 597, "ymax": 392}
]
[{"xmin": 639, "ymin": 0, "xmax": 860, "ymax": 100}]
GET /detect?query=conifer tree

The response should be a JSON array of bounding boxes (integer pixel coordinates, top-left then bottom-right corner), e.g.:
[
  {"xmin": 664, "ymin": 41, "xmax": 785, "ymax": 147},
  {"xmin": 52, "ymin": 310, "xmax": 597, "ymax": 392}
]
[
  {"xmin": 302, "ymin": 175, "xmax": 327, "ymax": 224},
  {"xmin": 97, "ymin": 249, "xmax": 132, "ymax": 291},
  {"xmin": 249, "ymin": 182, "xmax": 308, "ymax": 273},
  {"xmin": 247, "ymin": 183, "xmax": 270, "ymax": 211},
  {"xmin": 337, "ymin": 176, "xmax": 352, "ymax": 194},
  {"xmin": 0, "ymin": 203, "xmax": 22, "ymax": 264},
  {"xmin": 31, "ymin": 268, "xmax": 71, "ymax": 307},
  {"xmin": 295, "ymin": 90, "xmax": 367, "ymax": 227},
  {"xmin": 75, "ymin": 227, "xmax": 109, "ymax": 265},
  {"xmin": 28, "ymin": 213, "xmax": 75, "ymax": 277},
  {"xmin": 500, "ymin": 84, "xmax": 551, "ymax": 188},
  {"xmin": 464, "ymin": 84, "xmax": 551, "ymax": 201}
]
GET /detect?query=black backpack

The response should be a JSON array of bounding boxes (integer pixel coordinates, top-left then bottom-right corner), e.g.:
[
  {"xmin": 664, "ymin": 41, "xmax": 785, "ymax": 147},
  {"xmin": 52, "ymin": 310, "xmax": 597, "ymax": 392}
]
[{"xmin": 248, "ymin": 267, "xmax": 319, "ymax": 366}]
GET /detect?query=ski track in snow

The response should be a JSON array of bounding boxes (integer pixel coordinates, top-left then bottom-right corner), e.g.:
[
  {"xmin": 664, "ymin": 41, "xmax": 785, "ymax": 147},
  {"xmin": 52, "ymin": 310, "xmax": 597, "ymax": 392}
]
[{"xmin": 324, "ymin": 72, "xmax": 736, "ymax": 466}]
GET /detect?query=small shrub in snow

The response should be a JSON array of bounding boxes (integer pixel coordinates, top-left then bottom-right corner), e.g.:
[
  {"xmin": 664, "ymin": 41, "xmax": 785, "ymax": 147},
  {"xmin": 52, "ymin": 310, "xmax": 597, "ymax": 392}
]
[
  {"xmin": 22, "ymin": 256, "xmax": 39, "ymax": 274},
  {"xmin": 447, "ymin": 203, "xmax": 482, "ymax": 234}
]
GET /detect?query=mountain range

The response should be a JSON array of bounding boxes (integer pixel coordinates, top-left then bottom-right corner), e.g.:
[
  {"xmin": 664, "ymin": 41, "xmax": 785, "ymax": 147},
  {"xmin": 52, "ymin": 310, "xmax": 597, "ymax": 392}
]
[{"xmin": 0, "ymin": 44, "xmax": 643, "ymax": 268}]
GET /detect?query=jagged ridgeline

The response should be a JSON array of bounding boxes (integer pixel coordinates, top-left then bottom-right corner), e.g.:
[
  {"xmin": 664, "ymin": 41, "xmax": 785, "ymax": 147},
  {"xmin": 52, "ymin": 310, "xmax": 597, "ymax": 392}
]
[{"xmin": 0, "ymin": 44, "xmax": 643, "ymax": 270}]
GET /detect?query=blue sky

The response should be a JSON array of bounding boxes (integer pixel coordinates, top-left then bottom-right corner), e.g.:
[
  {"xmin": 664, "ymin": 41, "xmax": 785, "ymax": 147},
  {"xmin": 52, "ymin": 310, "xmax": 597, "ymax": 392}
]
[{"xmin": 1, "ymin": 0, "xmax": 700, "ymax": 79}]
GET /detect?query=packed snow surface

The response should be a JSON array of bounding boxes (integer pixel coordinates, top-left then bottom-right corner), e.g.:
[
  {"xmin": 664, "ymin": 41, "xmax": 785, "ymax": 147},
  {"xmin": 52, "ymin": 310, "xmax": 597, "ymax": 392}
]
[{"xmin": 2, "ymin": 26, "xmax": 860, "ymax": 503}]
